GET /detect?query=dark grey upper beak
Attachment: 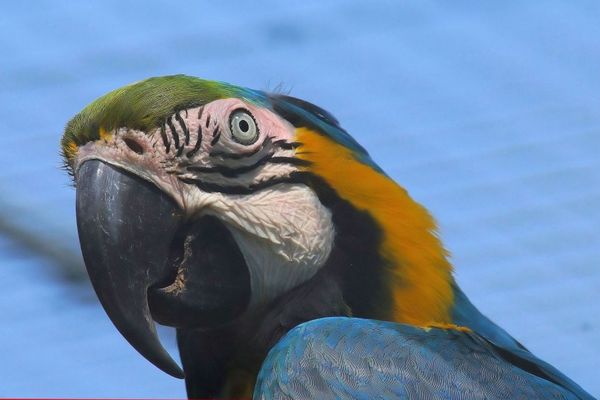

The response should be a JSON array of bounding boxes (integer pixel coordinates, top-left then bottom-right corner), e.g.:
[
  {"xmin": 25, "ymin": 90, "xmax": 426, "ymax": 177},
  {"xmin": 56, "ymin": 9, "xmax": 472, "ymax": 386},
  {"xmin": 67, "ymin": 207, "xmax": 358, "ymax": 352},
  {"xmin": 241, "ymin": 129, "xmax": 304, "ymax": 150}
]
[{"xmin": 76, "ymin": 160, "xmax": 185, "ymax": 379}]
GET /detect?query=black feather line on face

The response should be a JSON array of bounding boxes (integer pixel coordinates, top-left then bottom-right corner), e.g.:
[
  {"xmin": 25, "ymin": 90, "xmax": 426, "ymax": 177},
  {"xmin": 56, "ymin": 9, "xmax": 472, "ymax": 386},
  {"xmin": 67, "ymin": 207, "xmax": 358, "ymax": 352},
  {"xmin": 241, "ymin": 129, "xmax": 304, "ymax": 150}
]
[
  {"xmin": 179, "ymin": 171, "xmax": 310, "ymax": 195},
  {"xmin": 186, "ymin": 148, "xmax": 310, "ymax": 179},
  {"xmin": 185, "ymin": 107, "xmax": 205, "ymax": 158},
  {"xmin": 272, "ymin": 140, "xmax": 302, "ymax": 150},
  {"xmin": 210, "ymin": 127, "xmax": 221, "ymax": 146},
  {"xmin": 187, "ymin": 153, "xmax": 269, "ymax": 178},
  {"xmin": 176, "ymin": 142, "xmax": 185, "ymax": 157},
  {"xmin": 167, "ymin": 116, "xmax": 181, "ymax": 151},
  {"xmin": 187, "ymin": 124, "xmax": 203, "ymax": 158},
  {"xmin": 266, "ymin": 157, "xmax": 310, "ymax": 166},
  {"xmin": 175, "ymin": 111, "xmax": 190, "ymax": 145},
  {"xmin": 160, "ymin": 122, "xmax": 170, "ymax": 153}
]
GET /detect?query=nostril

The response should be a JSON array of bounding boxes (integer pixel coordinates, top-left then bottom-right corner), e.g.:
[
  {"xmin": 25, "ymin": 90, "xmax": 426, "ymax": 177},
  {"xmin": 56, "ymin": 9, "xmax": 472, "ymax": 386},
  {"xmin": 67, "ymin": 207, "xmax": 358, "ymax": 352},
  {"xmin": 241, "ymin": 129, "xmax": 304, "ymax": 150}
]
[{"xmin": 124, "ymin": 138, "xmax": 144, "ymax": 155}]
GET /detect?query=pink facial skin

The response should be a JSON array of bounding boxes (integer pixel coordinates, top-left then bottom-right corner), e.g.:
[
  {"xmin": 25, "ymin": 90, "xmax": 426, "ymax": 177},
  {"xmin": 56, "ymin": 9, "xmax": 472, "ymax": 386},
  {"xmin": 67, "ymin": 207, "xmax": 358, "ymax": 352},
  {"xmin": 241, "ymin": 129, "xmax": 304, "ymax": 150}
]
[
  {"xmin": 73, "ymin": 97, "xmax": 300, "ymax": 213},
  {"xmin": 187, "ymin": 98, "xmax": 296, "ymax": 158}
]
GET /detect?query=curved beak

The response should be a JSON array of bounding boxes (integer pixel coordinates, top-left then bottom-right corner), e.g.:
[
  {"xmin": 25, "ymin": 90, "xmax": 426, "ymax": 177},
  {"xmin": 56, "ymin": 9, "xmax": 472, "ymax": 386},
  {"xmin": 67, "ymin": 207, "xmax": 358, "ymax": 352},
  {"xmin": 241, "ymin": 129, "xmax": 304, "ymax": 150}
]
[{"xmin": 76, "ymin": 160, "xmax": 185, "ymax": 379}]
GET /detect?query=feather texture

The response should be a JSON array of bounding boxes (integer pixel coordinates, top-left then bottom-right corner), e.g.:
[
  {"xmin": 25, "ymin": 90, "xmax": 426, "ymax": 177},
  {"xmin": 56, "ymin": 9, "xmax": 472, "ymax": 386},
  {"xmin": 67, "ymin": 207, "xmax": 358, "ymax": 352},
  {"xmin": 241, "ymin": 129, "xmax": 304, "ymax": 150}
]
[{"xmin": 255, "ymin": 317, "xmax": 581, "ymax": 400}]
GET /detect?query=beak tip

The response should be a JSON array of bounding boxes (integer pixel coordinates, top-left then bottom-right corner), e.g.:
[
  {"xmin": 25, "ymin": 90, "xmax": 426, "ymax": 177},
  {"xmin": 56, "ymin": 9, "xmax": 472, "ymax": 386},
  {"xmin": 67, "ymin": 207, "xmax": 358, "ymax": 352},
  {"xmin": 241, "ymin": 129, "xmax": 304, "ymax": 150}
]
[
  {"xmin": 166, "ymin": 364, "xmax": 185, "ymax": 379},
  {"xmin": 146, "ymin": 342, "xmax": 185, "ymax": 379}
]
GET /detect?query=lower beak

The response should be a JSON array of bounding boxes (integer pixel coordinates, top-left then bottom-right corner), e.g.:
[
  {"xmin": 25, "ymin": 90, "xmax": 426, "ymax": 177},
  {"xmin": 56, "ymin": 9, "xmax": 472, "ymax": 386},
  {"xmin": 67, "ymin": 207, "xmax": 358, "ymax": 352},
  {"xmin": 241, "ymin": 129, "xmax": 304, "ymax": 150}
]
[{"xmin": 76, "ymin": 160, "xmax": 185, "ymax": 378}]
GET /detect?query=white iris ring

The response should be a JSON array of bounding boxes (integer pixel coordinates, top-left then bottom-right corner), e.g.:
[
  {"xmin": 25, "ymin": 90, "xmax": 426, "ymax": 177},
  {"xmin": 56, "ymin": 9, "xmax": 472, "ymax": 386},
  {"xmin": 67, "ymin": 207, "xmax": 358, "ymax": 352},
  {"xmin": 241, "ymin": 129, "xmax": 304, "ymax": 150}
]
[{"xmin": 230, "ymin": 110, "xmax": 259, "ymax": 145}]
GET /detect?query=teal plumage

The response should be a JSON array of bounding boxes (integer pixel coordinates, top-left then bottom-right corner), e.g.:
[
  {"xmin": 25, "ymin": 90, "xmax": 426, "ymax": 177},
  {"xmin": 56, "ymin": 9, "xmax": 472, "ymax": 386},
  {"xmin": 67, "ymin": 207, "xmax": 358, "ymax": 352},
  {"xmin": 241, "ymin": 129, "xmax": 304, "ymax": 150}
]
[
  {"xmin": 255, "ymin": 317, "xmax": 584, "ymax": 400},
  {"xmin": 268, "ymin": 94, "xmax": 384, "ymax": 172}
]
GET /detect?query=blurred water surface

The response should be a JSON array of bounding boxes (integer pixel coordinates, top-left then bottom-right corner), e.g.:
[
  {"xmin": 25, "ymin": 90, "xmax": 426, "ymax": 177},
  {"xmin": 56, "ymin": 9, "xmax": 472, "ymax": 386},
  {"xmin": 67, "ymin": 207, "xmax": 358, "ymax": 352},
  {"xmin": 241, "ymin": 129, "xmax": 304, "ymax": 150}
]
[{"xmin": 0, "ymin": 1, "xmax": 599, "ymax": 397}]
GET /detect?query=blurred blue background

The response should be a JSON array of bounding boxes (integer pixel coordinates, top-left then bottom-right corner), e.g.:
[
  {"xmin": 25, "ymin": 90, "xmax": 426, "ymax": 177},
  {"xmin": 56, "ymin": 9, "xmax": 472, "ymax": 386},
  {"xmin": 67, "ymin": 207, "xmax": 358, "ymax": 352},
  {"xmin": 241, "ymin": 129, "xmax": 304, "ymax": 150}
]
[{"xmin": 1, "ymin": 1, "xmax": 599, "ymax": 397}]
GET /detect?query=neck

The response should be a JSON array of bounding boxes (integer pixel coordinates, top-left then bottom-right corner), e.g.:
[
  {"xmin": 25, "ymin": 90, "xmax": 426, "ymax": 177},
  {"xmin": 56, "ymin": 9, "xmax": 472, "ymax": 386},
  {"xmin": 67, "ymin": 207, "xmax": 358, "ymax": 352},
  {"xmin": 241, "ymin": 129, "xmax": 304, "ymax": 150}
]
[
  {"xmin": 296, "ymin": 127, "xmax": 455, "ymax": 326},
  {"xmin": 179, "ymin": 129, "xmax": 459, "ymax": 397}
]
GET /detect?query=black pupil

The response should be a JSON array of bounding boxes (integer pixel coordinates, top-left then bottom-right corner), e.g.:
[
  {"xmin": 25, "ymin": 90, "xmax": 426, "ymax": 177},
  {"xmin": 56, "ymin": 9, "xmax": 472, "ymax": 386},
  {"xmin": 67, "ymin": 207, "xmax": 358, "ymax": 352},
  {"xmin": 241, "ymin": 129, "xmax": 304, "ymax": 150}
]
[{"xmin": 238, "ymin": 119, "xmax": 250, "ymax": 132}]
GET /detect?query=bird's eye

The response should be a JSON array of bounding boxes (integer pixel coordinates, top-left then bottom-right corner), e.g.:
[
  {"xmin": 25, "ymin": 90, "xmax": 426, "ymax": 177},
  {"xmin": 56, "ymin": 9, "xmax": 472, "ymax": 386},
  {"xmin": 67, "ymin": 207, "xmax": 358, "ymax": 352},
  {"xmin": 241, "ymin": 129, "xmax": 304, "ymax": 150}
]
[{"xmin": 229, "ymin": 109, "xmax": 259, "ymax": 145}]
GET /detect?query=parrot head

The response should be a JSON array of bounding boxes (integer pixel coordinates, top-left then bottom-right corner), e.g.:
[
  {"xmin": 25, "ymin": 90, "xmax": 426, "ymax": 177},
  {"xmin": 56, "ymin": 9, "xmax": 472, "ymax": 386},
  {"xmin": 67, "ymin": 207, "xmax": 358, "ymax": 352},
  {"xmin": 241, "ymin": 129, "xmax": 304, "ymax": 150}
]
[{"xmin": 61, "ymin": 75, "xmax": 453, "ymax": 380}]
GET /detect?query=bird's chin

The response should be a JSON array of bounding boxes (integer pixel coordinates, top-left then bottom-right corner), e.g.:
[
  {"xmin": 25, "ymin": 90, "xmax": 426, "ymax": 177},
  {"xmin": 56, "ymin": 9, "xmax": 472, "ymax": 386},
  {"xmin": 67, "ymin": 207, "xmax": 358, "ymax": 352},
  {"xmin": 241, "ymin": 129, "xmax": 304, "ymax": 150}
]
[{"xmin": 148, "ymin": 215, "xmax": 251, "ymax": 329}]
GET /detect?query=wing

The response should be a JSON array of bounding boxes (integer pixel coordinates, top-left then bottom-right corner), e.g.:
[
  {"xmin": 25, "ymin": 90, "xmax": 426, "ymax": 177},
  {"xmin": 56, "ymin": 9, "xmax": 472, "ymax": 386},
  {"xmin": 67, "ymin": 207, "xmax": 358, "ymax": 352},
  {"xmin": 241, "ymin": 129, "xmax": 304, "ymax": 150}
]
[
  {"xmin": 254, "ymin": 317, "xmax": 579, "ymax": 400},
  {"xmin": 451, "ymin": 284, "xmax": 594, "ymax": 400}
]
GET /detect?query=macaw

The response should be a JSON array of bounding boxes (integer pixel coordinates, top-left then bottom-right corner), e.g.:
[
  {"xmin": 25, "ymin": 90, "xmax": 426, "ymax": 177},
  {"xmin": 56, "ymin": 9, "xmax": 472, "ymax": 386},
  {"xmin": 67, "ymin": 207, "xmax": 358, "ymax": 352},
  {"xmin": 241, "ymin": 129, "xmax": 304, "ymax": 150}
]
[{"xmin": 60, "ymin": 75, "xmax": 594, "ymax": 399}]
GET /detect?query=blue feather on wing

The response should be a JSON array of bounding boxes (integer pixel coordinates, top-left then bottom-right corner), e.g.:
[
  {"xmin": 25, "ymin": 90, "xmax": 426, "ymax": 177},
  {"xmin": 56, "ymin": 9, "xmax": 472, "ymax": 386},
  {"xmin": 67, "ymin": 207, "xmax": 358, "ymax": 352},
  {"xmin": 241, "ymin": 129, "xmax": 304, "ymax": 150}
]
[{"xmin": 255, "ymin": 317, "xmax": 587, "ymax": 400}]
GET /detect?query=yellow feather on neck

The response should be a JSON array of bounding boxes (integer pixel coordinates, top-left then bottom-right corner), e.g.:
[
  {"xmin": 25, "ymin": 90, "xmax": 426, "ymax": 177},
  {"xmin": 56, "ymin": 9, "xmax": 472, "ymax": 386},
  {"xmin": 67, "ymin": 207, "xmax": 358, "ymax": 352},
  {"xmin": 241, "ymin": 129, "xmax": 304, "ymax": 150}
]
[{"xmin": 296, "ymin": 128, "xmax": 454, "ymax": 326}]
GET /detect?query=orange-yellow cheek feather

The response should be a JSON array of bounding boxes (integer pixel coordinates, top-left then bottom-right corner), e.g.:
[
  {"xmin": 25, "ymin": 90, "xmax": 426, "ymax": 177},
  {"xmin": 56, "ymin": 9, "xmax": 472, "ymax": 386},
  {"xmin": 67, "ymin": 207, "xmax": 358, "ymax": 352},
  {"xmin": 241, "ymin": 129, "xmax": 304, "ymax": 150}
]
[
  {"xmin": 99, "ymin": 126, "xmax": 113, "ymax": 142},
  {"xmin": 62, "ymin": 127, "xmax": 112, "ymax": 167},
  {"xmin": 295, "ymin": 127, "xmax": 454, "ymax": 326},
  {"xmin": 64, "ymin": 140, "xmax": 79, "ymax": 161}
]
